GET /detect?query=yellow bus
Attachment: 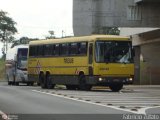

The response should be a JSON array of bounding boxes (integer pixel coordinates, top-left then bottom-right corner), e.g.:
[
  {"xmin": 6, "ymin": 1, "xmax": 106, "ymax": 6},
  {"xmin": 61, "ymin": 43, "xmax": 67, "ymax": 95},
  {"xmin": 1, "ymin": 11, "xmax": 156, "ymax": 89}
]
[{"xmin": 28, "ymin": 35, "xmax": 134, "ymax": 91}]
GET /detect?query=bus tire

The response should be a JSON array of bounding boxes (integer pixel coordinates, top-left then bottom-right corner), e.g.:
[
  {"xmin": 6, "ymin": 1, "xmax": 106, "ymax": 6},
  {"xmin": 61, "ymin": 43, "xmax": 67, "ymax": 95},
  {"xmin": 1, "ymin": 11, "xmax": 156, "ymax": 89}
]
[
  {"xmin": 109, "ymin": 83, "xmax": 123, "ymax": 92},
  {"xmin": 66, "ymin": 85, "xmax": 77, "ymax": 90},
  {"xmin": 12, "ymin": 75, "xmax": 16, "ymax": 85},
  {"xmin": 7, "ymin": 75, "xmax": 12, "ymax": 85},
  {"xmin": 40, "ymin": 73, "xmax": 46, "ymax": 89},
  {"xmin": 78, "ymin": 74, "xmax": 92, "ymax": 91},
  {"xmin": 27, "ymin": 82, "xmax": 34, "ymax": 86},
  {"xmin": 30, "ymin": 82, "xmax": 34, "ymax": 86},
  {"xmin": 15, "ymin": 82, "xmax": 19, "ymax": 86},
  {"xmin": 8, "ymin": 81, "xmax": 12, "ymax": 85},
  {"xmin": 46, "ymin": 74, "xmax": 55, "ymax": 89}
]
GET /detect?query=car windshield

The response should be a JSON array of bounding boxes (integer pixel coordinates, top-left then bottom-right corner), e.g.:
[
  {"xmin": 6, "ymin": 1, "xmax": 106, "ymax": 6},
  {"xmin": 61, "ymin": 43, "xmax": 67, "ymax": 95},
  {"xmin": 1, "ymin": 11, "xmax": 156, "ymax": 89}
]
[{"xmin": 95, "ymin": 41, "xmax": 133, "ymax": 63}]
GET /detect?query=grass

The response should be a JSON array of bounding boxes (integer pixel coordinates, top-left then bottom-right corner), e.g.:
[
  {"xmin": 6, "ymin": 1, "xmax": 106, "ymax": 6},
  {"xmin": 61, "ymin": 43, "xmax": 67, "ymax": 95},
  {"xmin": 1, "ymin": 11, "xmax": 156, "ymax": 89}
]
[{"xmin": 0, "ymin": 58, "xmax": 5, "ymax": 80}]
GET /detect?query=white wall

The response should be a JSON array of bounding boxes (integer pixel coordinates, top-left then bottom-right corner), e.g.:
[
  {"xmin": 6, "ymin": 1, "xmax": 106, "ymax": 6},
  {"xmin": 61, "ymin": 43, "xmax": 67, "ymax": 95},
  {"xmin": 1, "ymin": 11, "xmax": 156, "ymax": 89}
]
[{"xmin": 120, "ymin": 28, "xmax": 159, "ymax": 36}]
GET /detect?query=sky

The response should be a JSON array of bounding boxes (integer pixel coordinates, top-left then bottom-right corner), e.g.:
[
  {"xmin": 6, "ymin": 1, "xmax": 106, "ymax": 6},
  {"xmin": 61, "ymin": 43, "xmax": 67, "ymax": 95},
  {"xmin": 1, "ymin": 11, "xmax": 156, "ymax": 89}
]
[{"xmin": 0, "ymin": 0, "xmax": 73, "ymax": 57}]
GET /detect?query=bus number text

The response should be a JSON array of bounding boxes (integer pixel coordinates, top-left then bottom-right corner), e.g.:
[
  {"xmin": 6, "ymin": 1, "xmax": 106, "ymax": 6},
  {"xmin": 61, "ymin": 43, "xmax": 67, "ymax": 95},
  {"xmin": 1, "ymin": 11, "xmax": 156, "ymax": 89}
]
[{"xmin": 64, "ymin": 58, "xmax": 74, "ymax": 63}]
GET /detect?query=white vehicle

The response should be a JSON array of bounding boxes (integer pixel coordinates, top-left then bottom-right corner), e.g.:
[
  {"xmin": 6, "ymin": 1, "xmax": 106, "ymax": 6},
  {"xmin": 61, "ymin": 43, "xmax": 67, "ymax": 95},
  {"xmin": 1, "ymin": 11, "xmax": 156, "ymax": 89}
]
[{"xmin": 5, "ymin": 45, "xmax": 33, "ymax": 86}]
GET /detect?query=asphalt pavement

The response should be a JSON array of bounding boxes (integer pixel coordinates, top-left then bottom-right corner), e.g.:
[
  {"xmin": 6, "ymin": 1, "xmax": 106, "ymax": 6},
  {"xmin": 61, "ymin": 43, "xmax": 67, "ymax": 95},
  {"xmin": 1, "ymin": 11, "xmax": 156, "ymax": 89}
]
[{"xmin": 0, "ymin": 82, "xmax": 160, "ymax": 120}]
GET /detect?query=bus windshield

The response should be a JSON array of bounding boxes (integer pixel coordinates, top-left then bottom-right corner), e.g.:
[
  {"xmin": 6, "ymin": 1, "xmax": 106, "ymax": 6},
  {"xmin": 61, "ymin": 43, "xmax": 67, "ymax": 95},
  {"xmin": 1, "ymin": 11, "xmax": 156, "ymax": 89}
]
[
  {"xmin": 17, "ymin": 48, "xmax": 28, "ymax": 69},
  {"xmin": 95, "ymin": 41, "xmax": 133, "ymax": 63}
]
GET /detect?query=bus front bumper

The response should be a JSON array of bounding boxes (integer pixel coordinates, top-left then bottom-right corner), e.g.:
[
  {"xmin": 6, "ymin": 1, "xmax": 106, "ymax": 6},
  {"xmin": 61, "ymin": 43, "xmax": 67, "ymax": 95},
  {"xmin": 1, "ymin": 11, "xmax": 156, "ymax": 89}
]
[{"xmin": 86, "ymin": 76, "xmax": 134, "ymax": 85}]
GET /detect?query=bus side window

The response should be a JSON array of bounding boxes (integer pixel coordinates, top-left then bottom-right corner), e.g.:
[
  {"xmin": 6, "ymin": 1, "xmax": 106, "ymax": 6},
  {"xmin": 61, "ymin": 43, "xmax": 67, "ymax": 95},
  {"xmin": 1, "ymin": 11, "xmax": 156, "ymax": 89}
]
[
  {"xmin": 29, "ymin": 46, "xmax": 33, "ymax": 56},
  {"xmin": 37, "ymin": 45, "xmax": 44, "ymax": 57},
  {"xmin": 55, "ymin": 44, "xmax": 60, "ymax": 56},
  {"xmin": 52, "ymin": 44, "xmax": 55, "ymax": 56},
  {"xmin": 79, "ymin": 42, "xmax": 87, "ymax": 55},
  {"xmin": 31, "ymin": 46, "xmax": 38, "ymax": 57},
  {"xmin": 61, "ymin": 43, "xmax": 69, "ymax": 56},
  {"xmin": 44, "ymin": 44, "xmax": 53, "ymax": 56},
  {"xmin": 70, "ymin": 42, "xmax": 78, "ymax": 55}
]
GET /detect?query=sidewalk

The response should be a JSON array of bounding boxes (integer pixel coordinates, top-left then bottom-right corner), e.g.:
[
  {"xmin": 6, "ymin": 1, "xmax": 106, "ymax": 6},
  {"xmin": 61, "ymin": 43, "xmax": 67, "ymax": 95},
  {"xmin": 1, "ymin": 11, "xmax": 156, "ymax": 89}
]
[{"xmin": 125, "ymin": 85, "xmax": 160, "ymax": 88}]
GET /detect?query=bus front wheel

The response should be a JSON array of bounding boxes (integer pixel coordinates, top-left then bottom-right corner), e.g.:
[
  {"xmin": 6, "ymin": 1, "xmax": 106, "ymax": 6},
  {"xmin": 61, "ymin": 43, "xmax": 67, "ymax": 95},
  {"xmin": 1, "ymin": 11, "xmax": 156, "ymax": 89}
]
[
  {"xmin": 78, "ymin": 75, "xmax": 92, "ymax": 91},
  {"xmin": 7, "ymin": 75, "xmax": 12, "ymax": 85},
  {"xmin": 109, "ymin": 83, "xmax": 123, "ymax": 92},
  {"xmin": 66, "ymin": 85, "xmax": 77, "ymax": 90}
]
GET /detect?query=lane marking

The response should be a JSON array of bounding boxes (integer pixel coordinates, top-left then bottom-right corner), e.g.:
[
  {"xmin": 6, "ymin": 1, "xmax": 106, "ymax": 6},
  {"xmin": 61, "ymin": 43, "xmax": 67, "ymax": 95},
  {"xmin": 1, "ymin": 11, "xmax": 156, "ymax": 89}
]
[
  {"xmin": 0, "ymin": 110, "xmax": 8, "ymax": 120},
  {"xmin": 32, "ymin": 90, "xmax": 144, "ymax": 114},
  {"xmin": 102, "ymin": 102, "xmax": 160, "ymax": 105},
  {"xmin": 138, "ymin": 106, "xmax": 160, "ymax": 115}
]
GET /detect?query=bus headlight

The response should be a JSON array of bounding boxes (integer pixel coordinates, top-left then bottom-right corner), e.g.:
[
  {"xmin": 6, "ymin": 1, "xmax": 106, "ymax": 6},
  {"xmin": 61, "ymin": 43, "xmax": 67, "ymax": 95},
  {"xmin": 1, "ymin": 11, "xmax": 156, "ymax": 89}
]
[
  {"xmin": 129, "ymin": 78, "xmax": 133, "ymax": 81},
  {"xmin": 99, "ymin": 78, "xmax": 103, "ymax": 82}
]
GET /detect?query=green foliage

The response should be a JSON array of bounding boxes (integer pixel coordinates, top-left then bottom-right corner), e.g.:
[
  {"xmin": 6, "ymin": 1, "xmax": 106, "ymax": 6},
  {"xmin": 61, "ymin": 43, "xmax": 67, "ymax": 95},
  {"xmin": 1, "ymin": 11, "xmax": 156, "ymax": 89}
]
[
  {"xmin": 93, "ymin": 27, "xmax": 120, "ymax": 35},
  {"xmin": 0, "ymin": 58, "xmax": 5, "ymax": 80},
  {"xmin": 11, "ymin": 37, "xmax": 39, "ymax": 48},
  {"xmin": 0, "ymin": 10, "xmax": 17, "ymax": 56},
  {"xmin": 0, "ymin": 10, "xmax": 17, "ymax": 42},
  {"xmin": 101, "ymin": 27, "xmax": 120, "ymax": 35}
]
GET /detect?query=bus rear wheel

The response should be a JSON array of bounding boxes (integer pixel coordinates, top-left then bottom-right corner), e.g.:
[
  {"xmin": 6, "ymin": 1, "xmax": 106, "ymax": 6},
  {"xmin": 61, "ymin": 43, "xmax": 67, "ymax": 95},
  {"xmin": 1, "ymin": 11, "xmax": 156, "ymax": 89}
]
[
  {"xmin": 78, "ymin": 75, "xmax": 92, "ymax": 91},
  {"xmin": 27, "ymin": 82, "xmax": 34, "ymax": 86},
  {"xmin": 46, "ymin": 74, "xmax": 55, "ymax": 89},
  {"xmin": 40, "ymin": 73, "xmax": 46, "ymax": 89},
  {"xmin": 66, "ymin": 85, "xmax": 77, "ymax": 90},
  {"xmin": 109, "ymin": 83, "xmax": 123, "ymax": 92}
]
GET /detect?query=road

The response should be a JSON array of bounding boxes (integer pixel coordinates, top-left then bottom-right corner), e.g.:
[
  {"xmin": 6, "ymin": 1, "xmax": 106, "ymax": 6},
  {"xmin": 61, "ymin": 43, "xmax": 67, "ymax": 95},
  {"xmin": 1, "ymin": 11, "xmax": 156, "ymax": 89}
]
[{"xmin": 0, "ymin": 82, "xmax": 160, "ymax": 120}]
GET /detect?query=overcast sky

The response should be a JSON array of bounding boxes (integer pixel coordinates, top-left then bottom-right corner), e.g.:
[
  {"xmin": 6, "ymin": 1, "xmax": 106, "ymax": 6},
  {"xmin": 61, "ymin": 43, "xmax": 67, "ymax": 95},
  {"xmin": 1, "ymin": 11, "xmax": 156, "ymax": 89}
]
[
  {"xmin": 0, "ymin": 0, "xmax": 73, "ymax": 57},
  {"xmin": 0, "ymin": 0, "xmax": 73, "ymax": 38}
]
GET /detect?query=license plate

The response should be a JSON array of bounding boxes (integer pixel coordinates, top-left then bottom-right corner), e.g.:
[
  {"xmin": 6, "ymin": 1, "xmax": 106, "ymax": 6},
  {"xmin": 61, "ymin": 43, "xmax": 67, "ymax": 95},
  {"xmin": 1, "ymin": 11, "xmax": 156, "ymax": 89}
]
[{"xmin": 113, "ymin": 79, "xmax": 120, "ymax": 82}]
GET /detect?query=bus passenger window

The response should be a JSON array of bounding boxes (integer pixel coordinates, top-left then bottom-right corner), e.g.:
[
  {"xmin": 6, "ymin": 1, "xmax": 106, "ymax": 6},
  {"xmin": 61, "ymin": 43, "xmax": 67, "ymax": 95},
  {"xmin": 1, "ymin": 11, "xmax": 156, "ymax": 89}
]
[
  {"xmin": 44, "ymin": 44, "xmax": 53, "ymax": 56},
  {"xmin": 52, "ymin": 45, "xmax": 55, "ymax": 56},
  {"xmin": 55, "ymin": 44, "xmax": 60, "ymax": 56},
  {"xmin": 70, "ymin": 43, "xmax": 78, "ymax": 55},
  {"xmin": 31, "ymin": 46, "xmax": 38, "ymax": 57},
  {"xmin": 29, "ymin": 46, "xmax": 34, "ymax": 56},
  {"xmin": 61, "ymin": 43, "xmax": 69, "ymax": 56},
  {"xmin": 79, "ymin": 42, "xmax": 87, "ymax": 55},
  {"xmin": 37, "ymin": 45, "xmax": 44, "ymax": 57}
]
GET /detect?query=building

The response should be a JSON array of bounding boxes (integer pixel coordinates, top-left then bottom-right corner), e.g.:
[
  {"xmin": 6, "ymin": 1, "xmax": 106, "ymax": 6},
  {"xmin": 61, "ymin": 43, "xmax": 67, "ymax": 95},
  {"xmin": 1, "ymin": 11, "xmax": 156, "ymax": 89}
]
[{"xmin": 73, "ymin": 0, "xmax": 160, "ymax": 84}]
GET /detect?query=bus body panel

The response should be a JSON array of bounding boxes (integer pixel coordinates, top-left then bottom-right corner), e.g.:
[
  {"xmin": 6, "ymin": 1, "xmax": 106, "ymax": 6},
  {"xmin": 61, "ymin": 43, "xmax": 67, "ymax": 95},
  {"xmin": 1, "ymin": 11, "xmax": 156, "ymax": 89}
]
[
  {"xmin": 94, "ymin": 63, "xmax": 134, "ymax": 76},
  {"xmin": 28, "ymin": 56, "xmax": 89, "ymax": 76}
]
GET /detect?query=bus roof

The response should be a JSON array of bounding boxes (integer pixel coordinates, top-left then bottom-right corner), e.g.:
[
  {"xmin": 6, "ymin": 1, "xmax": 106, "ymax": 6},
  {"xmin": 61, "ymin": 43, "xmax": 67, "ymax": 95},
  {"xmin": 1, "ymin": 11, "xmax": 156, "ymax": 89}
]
[{"xmin": 29, "ymin": 35, "xmax": 130, "ymax": 45}]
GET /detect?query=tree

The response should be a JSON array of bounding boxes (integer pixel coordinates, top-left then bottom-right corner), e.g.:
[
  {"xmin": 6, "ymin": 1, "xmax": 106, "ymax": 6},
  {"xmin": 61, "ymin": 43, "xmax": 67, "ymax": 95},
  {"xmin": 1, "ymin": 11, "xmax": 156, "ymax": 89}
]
[
  {"xmin": 0, "ymin": 10, "xmax": 17, "ymax": 56},
  {"xmin": 11, "ymin": 37, "xmax": 39, "ymax": 48},
  {"xmin": 92, "ymin": 27, "xmax": 120, "ymax": 35}
]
